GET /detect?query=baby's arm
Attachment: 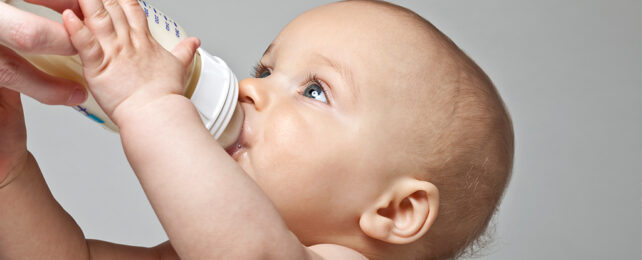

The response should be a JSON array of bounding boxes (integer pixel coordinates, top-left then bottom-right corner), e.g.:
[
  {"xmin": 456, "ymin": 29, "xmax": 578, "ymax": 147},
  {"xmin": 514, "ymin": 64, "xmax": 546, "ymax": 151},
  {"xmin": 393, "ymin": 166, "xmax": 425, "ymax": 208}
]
[
  {"xmin": 61, "ymin": 1, "xmax": 304, "ymax": 257},
  {"xmin": 61, "ymin": 1, "xmax": 367, "ymax": 259},
  {"xmin": 63, "ymin": 0, "xmax": 369, "ymax": 259},
  {"xmin": 114, "ymin": 102, "xmax": 366, "ymax": 260}
]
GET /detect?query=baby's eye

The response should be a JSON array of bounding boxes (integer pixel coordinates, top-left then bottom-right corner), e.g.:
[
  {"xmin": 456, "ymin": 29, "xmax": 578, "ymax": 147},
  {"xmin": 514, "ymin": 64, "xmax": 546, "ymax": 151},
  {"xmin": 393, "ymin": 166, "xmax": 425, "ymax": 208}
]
[
  {"xmin": 303, "ymin": 83, "xmax": 328, "ymax": 103},
  {"xmin": 258, "ymin": 70, "xmax": 271, "ymax": 78},
  {"xmin": 253, "ymin": 62, "xmax": 271, "ymax": 78}
]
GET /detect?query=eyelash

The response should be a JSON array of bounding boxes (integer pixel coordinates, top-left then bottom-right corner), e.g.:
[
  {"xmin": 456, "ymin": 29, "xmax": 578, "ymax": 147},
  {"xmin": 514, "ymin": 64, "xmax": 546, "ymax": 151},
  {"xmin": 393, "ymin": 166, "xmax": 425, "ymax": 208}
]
[
  {"xmin": 252, "ymin": 61, "xmax": 331, "ymax": 104},
  {"xmin": 251, "ymin": 61, "xmax": 268, "ymax": 78}
]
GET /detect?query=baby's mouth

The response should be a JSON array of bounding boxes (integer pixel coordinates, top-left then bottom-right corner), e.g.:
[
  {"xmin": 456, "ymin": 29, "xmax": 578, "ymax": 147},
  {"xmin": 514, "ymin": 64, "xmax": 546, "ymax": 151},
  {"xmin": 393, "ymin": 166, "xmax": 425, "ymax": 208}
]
[
  {"xmin": 224, "ymin": 119, "xmax": 246, "ymax": 160},
  {"xmin": 220, "ymin": 104, "xmax": 246, "ymax": 159},
  {"xmin": 225, "ymin": 140, "xmax": 242, "ymax": 159}
]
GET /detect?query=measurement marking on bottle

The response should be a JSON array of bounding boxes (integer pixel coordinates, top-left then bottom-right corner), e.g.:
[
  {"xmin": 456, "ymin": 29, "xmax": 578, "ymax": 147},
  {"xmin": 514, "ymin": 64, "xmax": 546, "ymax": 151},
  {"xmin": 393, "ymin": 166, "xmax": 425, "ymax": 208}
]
[{"xmin": 74, "ymin": 105, "xmax": 105, "ymax": 124}]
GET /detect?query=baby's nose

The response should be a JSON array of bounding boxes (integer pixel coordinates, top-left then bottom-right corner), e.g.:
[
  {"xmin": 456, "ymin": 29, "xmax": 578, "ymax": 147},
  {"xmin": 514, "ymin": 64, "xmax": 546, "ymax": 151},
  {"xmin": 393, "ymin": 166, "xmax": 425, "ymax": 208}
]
[{"xmin": 238, "ymin": 78, "xmax": 269, "ymax": 111}]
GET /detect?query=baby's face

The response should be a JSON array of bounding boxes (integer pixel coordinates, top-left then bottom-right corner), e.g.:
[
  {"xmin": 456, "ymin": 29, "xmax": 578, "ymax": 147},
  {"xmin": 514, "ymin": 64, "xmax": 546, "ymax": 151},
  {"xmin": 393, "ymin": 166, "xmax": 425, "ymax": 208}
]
[{"xmin": 230, "ymin": 2, "xmax": 434, "ymax": 243}]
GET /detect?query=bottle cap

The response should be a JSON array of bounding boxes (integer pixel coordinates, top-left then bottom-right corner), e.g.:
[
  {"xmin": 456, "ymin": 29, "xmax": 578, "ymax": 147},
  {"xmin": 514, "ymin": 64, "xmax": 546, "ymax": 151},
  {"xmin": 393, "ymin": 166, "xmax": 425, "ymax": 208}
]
[{"xmin": 190, "ymin": 48, "xmax": 239, "ymax": 139}]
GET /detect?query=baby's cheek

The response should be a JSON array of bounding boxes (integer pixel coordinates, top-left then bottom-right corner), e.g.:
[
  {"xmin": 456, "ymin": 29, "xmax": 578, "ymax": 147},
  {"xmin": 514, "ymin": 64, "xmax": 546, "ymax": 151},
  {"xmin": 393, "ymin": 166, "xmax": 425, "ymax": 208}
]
[
  {"xmin": 260, "ymin": 116, "xmax": 356, "ymax": 211},
  {"xmin": 253, "ymin": 113, "xmax": 325, "ymax": 189},
  {"xmin": 256, "ymin": 112, "xmax": 318, "ymax": 180}
]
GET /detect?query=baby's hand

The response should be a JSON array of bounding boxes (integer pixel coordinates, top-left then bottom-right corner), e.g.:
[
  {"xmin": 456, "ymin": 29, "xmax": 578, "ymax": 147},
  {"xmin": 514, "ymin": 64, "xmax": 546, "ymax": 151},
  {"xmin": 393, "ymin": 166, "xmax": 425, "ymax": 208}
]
[{"xmin": 61, "ymin": 0, "xmax": 200, "ymax": 125}]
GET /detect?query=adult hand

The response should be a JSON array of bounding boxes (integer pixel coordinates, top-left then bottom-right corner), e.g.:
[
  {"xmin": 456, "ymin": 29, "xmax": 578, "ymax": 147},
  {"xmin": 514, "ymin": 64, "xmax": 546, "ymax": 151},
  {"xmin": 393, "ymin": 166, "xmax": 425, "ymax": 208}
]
[
  {"xmin": 0, "ymin": 87, "xmax": 26, "ymax": 187},
  {"xmin": 0, "ymin": 0, "xmax": 87, "ymax": 105}
]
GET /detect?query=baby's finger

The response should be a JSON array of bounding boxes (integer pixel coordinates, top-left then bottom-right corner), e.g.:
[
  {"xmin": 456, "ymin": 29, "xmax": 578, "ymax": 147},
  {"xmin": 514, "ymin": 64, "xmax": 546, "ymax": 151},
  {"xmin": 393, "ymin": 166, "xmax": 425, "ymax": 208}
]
[
  {"xmin": 118, "ymin": 0, "xmax": 149, "ymax": 33},
  {"xmin": 102, "ymin": 0, "xmax": 130, "ymax": 40},
  {"xmin": 63, "ymin": 10, "xmax": 104, "ymax": 70},
  {"xmin": 171, "ymin": 37, "xmax": 201, "ymax": 68},
  {"xmin": 78, "ymin": 0, "xmax": 116, "ymax": 43},
  {"xmin": 0, "ymin": 45, "xmax": 86, "ymax": 106}
]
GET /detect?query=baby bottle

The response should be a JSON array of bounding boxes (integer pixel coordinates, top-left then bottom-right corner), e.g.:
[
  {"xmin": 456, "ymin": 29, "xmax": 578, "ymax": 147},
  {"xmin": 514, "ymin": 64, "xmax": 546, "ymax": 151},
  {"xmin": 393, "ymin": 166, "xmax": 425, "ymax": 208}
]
[{"xmin": 3, "ymin": 0, "xmax": 244, "ymax": 148}]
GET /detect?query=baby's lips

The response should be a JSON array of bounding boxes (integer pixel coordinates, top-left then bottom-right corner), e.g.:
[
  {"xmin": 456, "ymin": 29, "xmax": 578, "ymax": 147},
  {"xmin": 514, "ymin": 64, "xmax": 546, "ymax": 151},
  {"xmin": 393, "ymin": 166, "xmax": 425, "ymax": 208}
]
[
  {"xmin": 224, "ymin": 109, "xmax": 247, "ymax": 156},
  {"xmin": 224, "ymin": 129, "xmax": 246, "ymax": 159}
]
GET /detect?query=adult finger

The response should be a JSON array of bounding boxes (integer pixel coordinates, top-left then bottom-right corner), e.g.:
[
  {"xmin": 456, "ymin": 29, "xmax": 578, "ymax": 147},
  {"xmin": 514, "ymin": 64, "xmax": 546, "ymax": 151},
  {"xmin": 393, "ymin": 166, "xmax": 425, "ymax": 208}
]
[
  {"xmin": 25, "ymin": 0, "xmax": 82, "ymax": 17},
  {"xmin": 0, "ymin": 3, "xmax": 76, "ymax": 55},
  {"xmin": 0, "ymin": 87, "xmax": 22, "ymax": 110},
  {"xmin": 0, "ymin": 45, "xmax": 87, "ymax": 106}
]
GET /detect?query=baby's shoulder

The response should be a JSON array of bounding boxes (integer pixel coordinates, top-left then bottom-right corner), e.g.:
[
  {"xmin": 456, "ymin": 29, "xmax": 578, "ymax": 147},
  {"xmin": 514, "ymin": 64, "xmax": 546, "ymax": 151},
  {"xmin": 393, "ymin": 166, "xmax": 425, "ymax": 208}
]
[{"xmin": 307, "ymin": 244, "xmax": 368, "ymax": 260}]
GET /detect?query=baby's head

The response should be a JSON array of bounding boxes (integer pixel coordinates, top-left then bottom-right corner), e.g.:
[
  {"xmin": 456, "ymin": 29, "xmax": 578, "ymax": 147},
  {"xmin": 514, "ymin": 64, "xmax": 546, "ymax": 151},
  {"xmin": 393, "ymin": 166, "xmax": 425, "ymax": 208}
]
[{"xmin": 230, "ymin": 1, "xmax": 514, "ymax": 259}]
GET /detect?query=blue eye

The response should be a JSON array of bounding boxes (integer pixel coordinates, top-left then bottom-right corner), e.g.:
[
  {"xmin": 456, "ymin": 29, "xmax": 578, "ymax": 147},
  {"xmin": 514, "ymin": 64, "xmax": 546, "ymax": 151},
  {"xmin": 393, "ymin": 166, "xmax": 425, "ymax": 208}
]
[
  {"xmin": 303, "ymin": 83, "xmax": 327, "ymax": 103},
  {"xmin": 253, "ymin": 62, "xmax": 271, "ymax": 78},
  {"xmin": 258, "ymin": 70, "xmax": 271, "ymax": 78}
]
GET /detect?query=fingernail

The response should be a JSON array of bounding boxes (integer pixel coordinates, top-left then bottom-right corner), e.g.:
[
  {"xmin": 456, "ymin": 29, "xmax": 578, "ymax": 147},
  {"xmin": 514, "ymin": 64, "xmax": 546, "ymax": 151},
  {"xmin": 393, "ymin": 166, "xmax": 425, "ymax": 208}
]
[
  {"xmin": 67, "ymin": 88, "xmax": 87, "ymax": 105},
  {"xmin": 64, "ymin": 9, "xmax": 77, "ymax": 21}
]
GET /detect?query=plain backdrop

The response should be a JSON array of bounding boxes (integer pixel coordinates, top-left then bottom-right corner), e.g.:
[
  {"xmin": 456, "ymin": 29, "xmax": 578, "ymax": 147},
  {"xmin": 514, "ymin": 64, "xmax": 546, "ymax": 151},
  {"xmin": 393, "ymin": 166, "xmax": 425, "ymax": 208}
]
[{"xmin": 19, "ymin": 0, "xmax": 640, "ymax": 259}]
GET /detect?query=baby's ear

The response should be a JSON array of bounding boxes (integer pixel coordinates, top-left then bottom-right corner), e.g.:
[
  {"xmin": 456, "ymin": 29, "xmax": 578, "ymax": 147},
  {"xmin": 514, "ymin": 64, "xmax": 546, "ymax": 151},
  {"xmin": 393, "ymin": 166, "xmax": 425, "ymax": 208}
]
[{"xmin": 359, "ymin": 178, "xmax": 439, "ymax": 244}]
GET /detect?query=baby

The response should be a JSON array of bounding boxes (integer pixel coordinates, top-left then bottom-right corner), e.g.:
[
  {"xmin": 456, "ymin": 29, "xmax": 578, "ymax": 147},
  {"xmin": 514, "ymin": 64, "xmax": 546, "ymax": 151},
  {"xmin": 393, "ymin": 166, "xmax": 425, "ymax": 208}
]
[{"xmin": 0, "ymin": 0, "xmax": 513, "ymax": 259}]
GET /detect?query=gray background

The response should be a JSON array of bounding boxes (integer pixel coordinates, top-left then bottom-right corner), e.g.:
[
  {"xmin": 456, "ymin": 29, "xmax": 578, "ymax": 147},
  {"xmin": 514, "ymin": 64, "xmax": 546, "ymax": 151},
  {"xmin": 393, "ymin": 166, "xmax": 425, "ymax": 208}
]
[{"xmin": 20, "ymin": 0, "xmax": 640, "ymax": 259}]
